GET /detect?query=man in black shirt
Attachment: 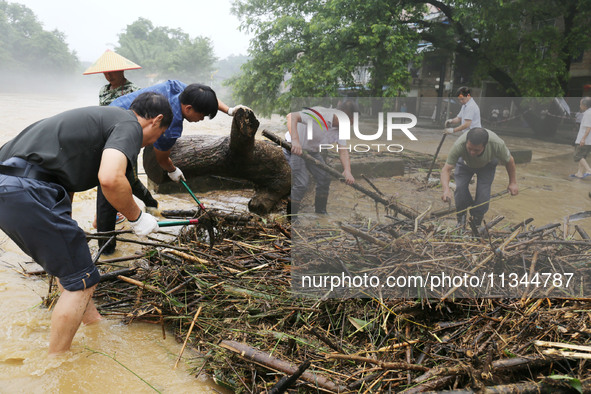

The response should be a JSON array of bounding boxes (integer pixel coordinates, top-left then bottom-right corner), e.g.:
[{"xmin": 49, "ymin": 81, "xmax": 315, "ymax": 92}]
[{"xmin": 0, "ymin": 92, "xmax": 172, "ymax": 354}]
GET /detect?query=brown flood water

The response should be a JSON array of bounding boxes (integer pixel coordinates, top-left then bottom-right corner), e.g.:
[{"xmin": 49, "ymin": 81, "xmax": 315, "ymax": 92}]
[{"xmin": 1, "ymin": 91, "xmax": 590, "ymax": 391}]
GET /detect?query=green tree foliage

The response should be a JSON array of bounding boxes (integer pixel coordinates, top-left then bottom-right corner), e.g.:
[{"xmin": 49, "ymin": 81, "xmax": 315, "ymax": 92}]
[
  {"xmin": 231, "ymin": 0, "xmax": 591, "ymax": 115},
  {"xmin": 115, "ymin": 18, "xmax": 217, "ymax": 83},
  {"xmin": 230, "ymin": 0, "xmax": 422, "ymax": 115},
  {"xmin": 0, "ymin": 1, "xmax": 78, "ymax": 73},
  {"xmin": 415, "ymin": 0, "xmax": 591, "ymax": 97}
]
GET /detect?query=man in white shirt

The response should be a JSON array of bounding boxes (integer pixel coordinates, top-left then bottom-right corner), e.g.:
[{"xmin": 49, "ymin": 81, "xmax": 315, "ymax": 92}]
[
  {"xmin": 444, "ymin": 87, "xmax": 481, "ymax": 135},
  {"xmin": 572, "ymin": 97, "xmax": 591, "ymax": 179}
]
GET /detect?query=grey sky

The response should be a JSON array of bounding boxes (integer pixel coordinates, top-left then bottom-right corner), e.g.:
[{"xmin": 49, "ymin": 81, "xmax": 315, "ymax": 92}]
[{"xmin": 14, "ymin": 0, "xmax": 252, "ymax": 62}]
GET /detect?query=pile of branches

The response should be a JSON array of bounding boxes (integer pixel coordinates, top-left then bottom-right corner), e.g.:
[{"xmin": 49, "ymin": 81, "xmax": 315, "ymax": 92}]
[{"xmin": 94, "ymin": 211, "xmax": 591, "ymax": 393}]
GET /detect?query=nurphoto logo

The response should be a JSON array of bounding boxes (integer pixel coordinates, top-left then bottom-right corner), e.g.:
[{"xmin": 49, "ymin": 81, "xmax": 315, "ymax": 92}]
[{"xmin": 302, "ymin": 107, "xmax": 419, "ymax": 153}]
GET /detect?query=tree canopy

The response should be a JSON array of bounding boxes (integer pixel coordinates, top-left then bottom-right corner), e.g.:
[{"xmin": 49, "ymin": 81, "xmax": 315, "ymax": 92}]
[
  {"xmin": 115, "ymin": 18, "xmax": 217, "ymax": 83},
  {"xmin": 417, "ymin": 0, "xmax": 591, "ymax": 97},
  {"xmin": 0, "ymin": 1, "xmax": 78, "ymax": 74},
  {"xmin": 230, "ymin": 0, "xmax": 591, "ymax": 115},
  {"xmin": 230, "ymin": 0, "xmax": 423, "ymax": 115}
]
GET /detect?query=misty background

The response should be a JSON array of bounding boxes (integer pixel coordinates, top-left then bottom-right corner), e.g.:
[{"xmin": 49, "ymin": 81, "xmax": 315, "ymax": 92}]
[{"xmin": 0, "ymin": 0, "xmax": 250, "ymax": 103}]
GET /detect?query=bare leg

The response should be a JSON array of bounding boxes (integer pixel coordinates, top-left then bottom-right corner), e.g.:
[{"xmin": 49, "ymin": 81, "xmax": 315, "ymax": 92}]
[
  {"xmin": 82, "ymin": 298, "xmax": 102, "ymax": 325},
  {"xmin": 579, "ymin": 158, "xmax": 591, "ymax": 174},
  {"xmin": 55, "ymin": 279, "xmax": 102, "ymax": 326},
  {"xmin": 49, "ymin": 284, "xmax": 97, "ymax": 354}
]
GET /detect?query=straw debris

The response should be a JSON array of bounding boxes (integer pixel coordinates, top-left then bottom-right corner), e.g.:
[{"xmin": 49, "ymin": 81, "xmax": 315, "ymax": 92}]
[{"xmin": 94, "ymin": 210, "xmax": 591, "ymax": 393}]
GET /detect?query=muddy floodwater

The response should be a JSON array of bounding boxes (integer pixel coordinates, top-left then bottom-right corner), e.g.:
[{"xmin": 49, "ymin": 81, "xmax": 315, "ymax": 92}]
[{"xmin": 1, "ymin": 90, "xmax": 590, "ymax": 392}]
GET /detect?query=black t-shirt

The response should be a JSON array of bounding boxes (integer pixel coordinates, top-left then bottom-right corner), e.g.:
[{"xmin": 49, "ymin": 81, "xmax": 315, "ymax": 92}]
[{"xmin": 0, "ymin": 106, "xmax": 142, "ymax": 192}]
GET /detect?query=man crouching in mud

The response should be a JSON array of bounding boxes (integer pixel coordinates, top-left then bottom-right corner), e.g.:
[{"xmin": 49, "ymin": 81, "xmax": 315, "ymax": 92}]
[{"xmin": 0, "ymin": 92, "xmax": 172, "ymax": 354}]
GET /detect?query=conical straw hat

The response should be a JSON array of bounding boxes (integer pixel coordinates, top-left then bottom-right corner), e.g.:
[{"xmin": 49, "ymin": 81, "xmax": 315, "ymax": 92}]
[{"xmin": 83, "ymin": 50, "xmax": 141, "ymax": 75}]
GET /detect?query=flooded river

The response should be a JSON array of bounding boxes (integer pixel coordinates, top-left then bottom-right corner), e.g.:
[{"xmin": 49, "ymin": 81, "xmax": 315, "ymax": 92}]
[{"xmin": 1, "ymin": 89, "xmax": 590, "ymax": 392}]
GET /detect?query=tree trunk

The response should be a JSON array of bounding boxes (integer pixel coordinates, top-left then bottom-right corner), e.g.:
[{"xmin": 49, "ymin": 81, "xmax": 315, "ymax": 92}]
[{"xmin": 143, "ymin": 108, "xmax": 291, "ymax": 215}]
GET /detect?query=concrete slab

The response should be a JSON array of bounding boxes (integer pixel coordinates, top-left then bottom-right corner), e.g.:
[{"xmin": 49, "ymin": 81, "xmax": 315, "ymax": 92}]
[{"xmin": 509, "ymin": 149, "xmax": 532, "ymax": 164}]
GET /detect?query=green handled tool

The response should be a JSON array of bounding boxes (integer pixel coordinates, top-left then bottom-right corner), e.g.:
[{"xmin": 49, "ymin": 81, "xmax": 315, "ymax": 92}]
[
  {"xmin": 157, "ymin": 217, "xmax": 215, "ymax": 247},
  {"xmin": 157, "ymin": 219, "xmax": 201, "ymax": 227},
  {"xmin": 180, "ymin": 179, "xmax": 206, "ymax": 212}
]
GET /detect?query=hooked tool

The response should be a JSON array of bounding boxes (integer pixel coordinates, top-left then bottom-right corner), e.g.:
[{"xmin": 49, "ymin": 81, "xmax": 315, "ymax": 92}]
[
  {"xmin": 178, "ymin": 179, "xmax": 217, "ymax": 246},
  {"xmin": 158, "ymin": 217, "xmax": 216, "ymax": 247}
]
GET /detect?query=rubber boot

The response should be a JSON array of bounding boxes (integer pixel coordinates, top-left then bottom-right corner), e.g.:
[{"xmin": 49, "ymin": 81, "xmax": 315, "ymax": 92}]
[
  {"xmin": 468, "ymin": 216, "xmax": 482, "ymax": 236},
  {"xmin": 315, "ymin": 194, "xmax": 328, "ymax": 214},
  {"xmin": 470, "ymin": 215, "xmax": 483, "ymax": 228}
]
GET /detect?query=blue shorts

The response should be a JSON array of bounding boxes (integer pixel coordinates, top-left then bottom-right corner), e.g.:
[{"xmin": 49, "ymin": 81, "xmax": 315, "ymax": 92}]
[{"xmin": 0, "ymin": 160, "xmax": 100, "ymax": 291}]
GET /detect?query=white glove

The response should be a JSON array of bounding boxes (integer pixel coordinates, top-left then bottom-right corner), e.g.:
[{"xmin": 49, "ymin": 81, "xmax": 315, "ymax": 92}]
[
  {"xmin": 227, "ymin": 105, "xmax": 251, "ymax": 116},
  {"xmin": 444, "ymin": 119, "xmax": 454, "ymax": 127},
  {"xmin": 168, "ymin": 167, "xmax": 185, "ymax": 183},
  {"xmin": 129, "ymin": 212, "xmax": 159, "ymax": 236},
  {"xmin": 443, "ymin": 128, "xmax": 454, "ymax": 135}
]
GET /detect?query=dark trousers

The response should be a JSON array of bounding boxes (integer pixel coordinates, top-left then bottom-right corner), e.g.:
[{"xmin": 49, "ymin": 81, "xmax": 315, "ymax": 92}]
[
  {"xmin": 454, "ymin": 158, "xmax": 498, "ymax": 221},
  {"xmin": 284, "ymin": 150, "xmax": 331, "ymax": 204}
]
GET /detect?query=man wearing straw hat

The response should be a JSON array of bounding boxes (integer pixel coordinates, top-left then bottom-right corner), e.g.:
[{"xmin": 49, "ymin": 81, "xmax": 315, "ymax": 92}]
[
  {"xmin": 83, "ymin": 49, "xmax": 142, "ymax": 106},
  {"xmin": 84, "ymin": 50, "xmax": 160, "ymax": 254},
  {"xmin": 0, "ymin": 92, "xmax": 172, "ymax": 353}
]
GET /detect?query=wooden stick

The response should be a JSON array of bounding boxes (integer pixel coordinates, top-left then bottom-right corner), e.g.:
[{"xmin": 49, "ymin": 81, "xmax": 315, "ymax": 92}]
[
  {"xmin": 575, "ymin": 224, "xmax": 590, "ymax": 241},
  {"xmin": 327, "ymin": 353, "xmax": 429, "ymax": 372},
  {"xmin": 262, "ymin": 129, "xmax": 418, "ymax": 219},
  {"xmin": 542, "ymin": 349, "xmax": 591, "ymax": 360},
  {"xmin": 100, "ymin": 268, "xmax": 137, "ymax": 282},
  {"xmin": 339, "ymin": 222, "xmax": 390, "ymax": 247},
  {"xmin": 477, "ymin": 215, "xmax": 505, "ymax": 236},
  {"xmin": 414, "ymin": 203, "xmax": 432, "ymax": 232},
  {"xmin": 268, "ymin": 360, "xmax": 311, "ymax": 394},
  {"xmin": 116, "ymin": 275, "xmax": 161, "ymax": 294},
  {"xmin": 534, "ymin": 340, "xmax": 591, "ymax": 353},
  {"xmin": 414, "ymin": 356, "xmax": 556, "ymax": 384},
  {"xmin": 377, "ymin": 339, "xmax": 420, "ymax": 352},
  {"xmin": 361, "ymin": 174, "xmax": 385, "ymax": 196},
  {"xmin": 162, "ymin": 248, "xmax": 210, "ymax": 265},
  {"xmin": 425, "ymin": 132, "xmax": 446, "ymax": 182},
  {"xmin": 220, "ymin": 340, "xmax": 345, "ymax": 392},
  {"xmin": 174, "ymin": 306, "xmax": 202, "ymax": 369}
]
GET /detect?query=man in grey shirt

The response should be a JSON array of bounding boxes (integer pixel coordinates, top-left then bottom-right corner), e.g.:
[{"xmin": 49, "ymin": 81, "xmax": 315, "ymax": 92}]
[{"xmin": 0, "ymin": 92, "xmax": 172, "ymax": 354}]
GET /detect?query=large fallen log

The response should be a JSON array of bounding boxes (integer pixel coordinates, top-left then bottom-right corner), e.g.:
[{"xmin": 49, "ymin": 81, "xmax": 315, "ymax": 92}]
[{"xmin": 143, "ymin": 108, "xmax": 290, "ymax": 215}]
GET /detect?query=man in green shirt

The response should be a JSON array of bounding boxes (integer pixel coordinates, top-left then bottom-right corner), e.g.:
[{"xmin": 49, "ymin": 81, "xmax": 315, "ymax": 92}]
[{"xmin": 440, "ymin": 128, "xmax": 519, "ymax": 227}]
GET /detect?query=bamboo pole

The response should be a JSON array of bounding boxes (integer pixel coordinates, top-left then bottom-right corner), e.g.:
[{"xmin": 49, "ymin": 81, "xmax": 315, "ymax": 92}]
[
  {"xmin": 174, "ymin": 306, "xmax": 203, "ymax": 369},
  {"xmin": 220, "ymin": 340, "xmax": 345, "ymax": 392}
]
